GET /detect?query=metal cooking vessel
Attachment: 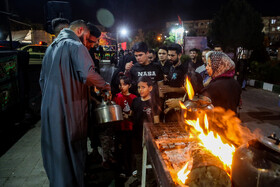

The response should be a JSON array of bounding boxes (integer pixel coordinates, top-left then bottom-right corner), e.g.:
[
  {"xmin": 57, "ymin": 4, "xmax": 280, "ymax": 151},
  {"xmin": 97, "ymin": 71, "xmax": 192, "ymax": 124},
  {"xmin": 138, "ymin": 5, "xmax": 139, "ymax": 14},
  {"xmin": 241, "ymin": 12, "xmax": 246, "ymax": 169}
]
[
  {"xmin": 183, "ymin": 95, "xmax": 213, "ymax": 110},
  {"xmin": 181, "ymin": 95, "xmax": 214, "ymax": 121},
  {"xmin": 232, "ymin": 134, "xmax": 280, "ymax": 187},
  {"xmin": 95, "ymin": 98, "xmax": 123, "ymax": 124},
  {"xmin": 258, "ymin": 133, "xmax": 280, "ymax": 153}
]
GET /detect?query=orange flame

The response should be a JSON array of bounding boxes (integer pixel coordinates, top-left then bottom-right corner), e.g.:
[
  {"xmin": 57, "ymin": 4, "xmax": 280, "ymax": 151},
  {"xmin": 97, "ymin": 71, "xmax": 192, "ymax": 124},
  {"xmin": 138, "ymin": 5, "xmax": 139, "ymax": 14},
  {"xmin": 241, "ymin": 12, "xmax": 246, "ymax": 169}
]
[
  {"xmin": 177, "ymin": 159, "xmax": 192, "ymax": 184},
  {"xmin": 185, "ymin": 77, "xmax": 194, "ymax": 100},
  {"xmin": 173, "ymin": 78, "xmax": 256, "ymax": 185},
  {"xmin": 186, "ymin": 116, "xmax": 235, "ymax": 168},
  {"xmin": 177, "ymin": 115, "xmax": 236, "ymax": 184},
  {"xmin": 179, "ymin": 101, "xmax": 187, "ymax": 110},
  {"xmin": 176, "ymin": 78, "xmax": 246, "ymax": 185}
]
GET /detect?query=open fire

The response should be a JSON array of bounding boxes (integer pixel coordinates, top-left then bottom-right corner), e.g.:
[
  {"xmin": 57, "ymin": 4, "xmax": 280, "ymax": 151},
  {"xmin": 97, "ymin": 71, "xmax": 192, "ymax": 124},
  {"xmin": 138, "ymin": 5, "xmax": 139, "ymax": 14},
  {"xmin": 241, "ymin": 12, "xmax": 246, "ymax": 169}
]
[
  {"xmin": 177, "ymin": 114, "xmax": 235, "ymax": 184},
  {"xmin": 148, "ymin": 77, "xmax": 256, "ymax": 186},
  {"xmin": 145, "ymin": 78, "xmax": 278, "ymax": 187},
  {"xmin": 174, "ymin": 77, "xmax": 253, "ymax": 185}
]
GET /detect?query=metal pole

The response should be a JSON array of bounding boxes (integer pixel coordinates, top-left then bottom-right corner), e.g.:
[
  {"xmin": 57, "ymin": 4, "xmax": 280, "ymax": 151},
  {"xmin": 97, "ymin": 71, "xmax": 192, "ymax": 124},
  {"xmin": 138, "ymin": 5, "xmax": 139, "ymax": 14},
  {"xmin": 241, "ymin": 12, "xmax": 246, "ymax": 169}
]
[
  {"xmin": 116, "ymin": 32, "xmax": 119, "ymax": 65},
  {"xmin": 141, "ymin": 126, "xmax": 147, "ymax": 187},
  {"xmin": 5, "ymin": 0, "xmax": 13, "ymax": 49}
]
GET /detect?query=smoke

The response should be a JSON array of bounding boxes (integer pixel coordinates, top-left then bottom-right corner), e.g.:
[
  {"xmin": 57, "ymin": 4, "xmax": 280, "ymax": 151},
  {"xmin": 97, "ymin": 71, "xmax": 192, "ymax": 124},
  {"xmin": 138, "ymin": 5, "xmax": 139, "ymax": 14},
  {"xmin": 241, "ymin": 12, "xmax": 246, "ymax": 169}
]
[{"xmin": 209, "ymin": 107, "xmax": 256, "ymax": 147}]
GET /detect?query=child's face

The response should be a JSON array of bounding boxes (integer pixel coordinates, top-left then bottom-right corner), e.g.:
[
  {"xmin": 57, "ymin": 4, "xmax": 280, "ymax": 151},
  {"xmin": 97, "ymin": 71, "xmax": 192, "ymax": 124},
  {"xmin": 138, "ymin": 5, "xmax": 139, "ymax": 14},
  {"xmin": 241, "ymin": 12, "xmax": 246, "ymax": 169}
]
[
  {"xmin": 119, "ymin": 79, "xmax": 130, "ymax": 94},
  {"xmin": 138, "ymin": 81, "xmax": 152, "ymax": 98}
]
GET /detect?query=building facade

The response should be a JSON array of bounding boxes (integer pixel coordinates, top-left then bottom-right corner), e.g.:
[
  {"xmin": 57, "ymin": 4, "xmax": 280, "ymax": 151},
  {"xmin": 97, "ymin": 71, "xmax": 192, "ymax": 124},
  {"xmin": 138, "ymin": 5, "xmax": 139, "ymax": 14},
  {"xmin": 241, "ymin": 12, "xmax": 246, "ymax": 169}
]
[
  {"xmin": 262, "ymin": 16, "xmax": 280, "ymax": 44},
  {"xmin": 166, "ymin": 16, "xmax": 280, "ymax": 44},
  {"xmin": 166, "ymin": 19, "xmax": 211, "ymax": 36}
]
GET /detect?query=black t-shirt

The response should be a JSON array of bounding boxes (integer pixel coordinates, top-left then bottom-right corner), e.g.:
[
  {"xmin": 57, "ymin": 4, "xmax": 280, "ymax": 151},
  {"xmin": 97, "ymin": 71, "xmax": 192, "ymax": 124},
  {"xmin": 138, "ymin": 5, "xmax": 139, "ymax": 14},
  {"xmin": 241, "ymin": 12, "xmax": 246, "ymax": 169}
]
[
  {"xmin": 131, "ymin": 97, "xmax": 156, "ymax": 153},
  {"xmin": 165, "ymin": 63, "xmax": 188, "ymax": 98},
  {"xmin": 128, "ymin": 63, "xmax": 164, "ymax": 95},
  {"xmin": 131, "ymin": 97, "xmax": 153, "ymax": 129},
  {"xmin": 154, "ymin": 60, "xmax": 172, "ymax": 75}
]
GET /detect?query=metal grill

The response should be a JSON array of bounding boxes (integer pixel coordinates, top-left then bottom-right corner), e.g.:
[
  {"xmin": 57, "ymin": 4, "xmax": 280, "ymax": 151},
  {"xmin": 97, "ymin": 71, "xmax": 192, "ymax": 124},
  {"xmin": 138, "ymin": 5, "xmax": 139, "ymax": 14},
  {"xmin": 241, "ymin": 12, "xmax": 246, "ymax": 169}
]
[{"xmin": 143, "ymin": 122, "xmax": 189, "ymax": 187}]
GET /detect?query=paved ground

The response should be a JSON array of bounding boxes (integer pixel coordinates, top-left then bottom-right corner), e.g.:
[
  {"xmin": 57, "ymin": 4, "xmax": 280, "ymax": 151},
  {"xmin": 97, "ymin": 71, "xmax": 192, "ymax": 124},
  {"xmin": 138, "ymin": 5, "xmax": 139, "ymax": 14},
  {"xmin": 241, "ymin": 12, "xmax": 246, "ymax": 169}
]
[
  {"xmin": 0, "ymin": 86, "xmax": 280, "ymax": 187},
  {"xmin": 240, "ymin": 87, "xmax": 280, "ymax": 135},
  {"xmin": 0, "ymin": 122, "xmax": 49, "ymax": 187}
]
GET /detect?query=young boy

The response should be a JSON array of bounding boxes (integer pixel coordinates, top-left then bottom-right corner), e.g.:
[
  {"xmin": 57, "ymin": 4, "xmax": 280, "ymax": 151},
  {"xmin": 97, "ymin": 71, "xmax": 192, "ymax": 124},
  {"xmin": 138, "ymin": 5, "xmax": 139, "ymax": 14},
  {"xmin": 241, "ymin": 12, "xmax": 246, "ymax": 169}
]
[{"xmin": 130, "ymin": 77, "xmax": 159, "ymax": 181}]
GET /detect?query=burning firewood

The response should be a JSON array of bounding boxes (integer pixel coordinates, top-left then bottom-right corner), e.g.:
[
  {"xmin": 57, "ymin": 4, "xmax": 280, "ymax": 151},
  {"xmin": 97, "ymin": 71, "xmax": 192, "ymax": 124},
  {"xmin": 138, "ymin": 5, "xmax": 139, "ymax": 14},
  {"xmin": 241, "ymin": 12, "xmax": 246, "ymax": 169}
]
[
  {"xmin": 185, "ymin": 142, "xmax": 232, "ymax": 187},
  {"xmin": 158, "ymin": 139, "xmax": 232, "ymax": 186}
]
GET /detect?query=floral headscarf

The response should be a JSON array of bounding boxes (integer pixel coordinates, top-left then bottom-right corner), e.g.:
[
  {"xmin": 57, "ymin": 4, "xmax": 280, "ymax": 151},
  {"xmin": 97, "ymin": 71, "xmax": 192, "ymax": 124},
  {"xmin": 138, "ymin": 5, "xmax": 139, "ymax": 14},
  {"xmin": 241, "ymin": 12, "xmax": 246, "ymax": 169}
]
[{"xmin": 206, "ymin": 51, "xmax": 235, "ymax": 78}]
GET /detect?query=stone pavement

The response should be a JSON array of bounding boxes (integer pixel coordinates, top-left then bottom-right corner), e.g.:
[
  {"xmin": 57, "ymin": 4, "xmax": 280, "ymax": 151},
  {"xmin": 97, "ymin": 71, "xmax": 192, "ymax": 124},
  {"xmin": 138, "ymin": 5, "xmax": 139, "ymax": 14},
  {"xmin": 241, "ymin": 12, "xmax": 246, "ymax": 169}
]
[
  {"xmin": 239, "ymin": 86, "xmax": 280, "ymax": 136},
  {"xmin": 0, "ymin": 121, "xmax": 49, "ymax": 187}
]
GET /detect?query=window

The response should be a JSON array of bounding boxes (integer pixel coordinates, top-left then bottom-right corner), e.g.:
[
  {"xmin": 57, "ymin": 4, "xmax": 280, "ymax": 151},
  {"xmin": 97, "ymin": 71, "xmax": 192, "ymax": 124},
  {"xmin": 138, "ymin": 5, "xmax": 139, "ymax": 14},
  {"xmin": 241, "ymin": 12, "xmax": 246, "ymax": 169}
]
[
  {"xmin": 272, "ymin": 27, "xmax": 276, "ymax": 31},
  {"xmin": 271, "ymin": 19, "xmax": 276, "ymax": 24},
  {"xmin": 277, "ymin": 26, "xmax": 280, "ymax": 31}
]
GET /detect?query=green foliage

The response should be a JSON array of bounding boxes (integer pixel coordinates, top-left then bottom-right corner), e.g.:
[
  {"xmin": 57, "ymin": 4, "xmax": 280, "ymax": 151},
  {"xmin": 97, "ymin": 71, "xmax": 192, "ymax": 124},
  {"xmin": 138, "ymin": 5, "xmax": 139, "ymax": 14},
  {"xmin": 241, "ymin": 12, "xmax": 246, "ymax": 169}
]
[
  {"xmin": 249, "ymin": 60, "xmax": 280, "ymax": 84},
  {"xmin": 250, "ymin": 45, "xmax": 270, "ymax": 62},
  {"xmin": 164, "ymin": 32, "xmax": 176, "ymax": 46},
  {"xmin": 208, "ymin": 0, "xmax": 264, "ymax": 52}
]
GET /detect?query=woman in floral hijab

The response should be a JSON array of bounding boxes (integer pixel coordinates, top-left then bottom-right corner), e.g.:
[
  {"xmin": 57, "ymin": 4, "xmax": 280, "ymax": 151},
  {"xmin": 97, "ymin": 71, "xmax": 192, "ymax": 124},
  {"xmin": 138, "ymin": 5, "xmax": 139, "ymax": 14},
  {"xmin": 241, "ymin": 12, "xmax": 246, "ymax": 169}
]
[
  {"xmin": 205, "ymin": 51, "xmax": 235, "ymax": 79},
  {"xmin": 201, "ymin": 51, "xmax": 241, "ymax": 113}
]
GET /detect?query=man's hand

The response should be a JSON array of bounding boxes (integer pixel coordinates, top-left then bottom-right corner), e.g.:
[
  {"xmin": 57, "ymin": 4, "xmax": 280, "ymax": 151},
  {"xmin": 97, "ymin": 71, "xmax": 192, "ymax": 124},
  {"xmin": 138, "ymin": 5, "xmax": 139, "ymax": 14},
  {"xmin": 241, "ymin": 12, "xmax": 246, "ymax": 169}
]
[
  {"xmin": 125, "ymin": 61, "xmax": 134, "ymax": 72},
  {"xmin": 101, "ymin": 89, "xmax": 112, "ymax": 101},
  {"xmin": 159, "ymin": 85, "xmax": 174, "ymax": 94},
  {"xmin": 164, "ymin": 98, "xmax": 181, "ymax": 114}
]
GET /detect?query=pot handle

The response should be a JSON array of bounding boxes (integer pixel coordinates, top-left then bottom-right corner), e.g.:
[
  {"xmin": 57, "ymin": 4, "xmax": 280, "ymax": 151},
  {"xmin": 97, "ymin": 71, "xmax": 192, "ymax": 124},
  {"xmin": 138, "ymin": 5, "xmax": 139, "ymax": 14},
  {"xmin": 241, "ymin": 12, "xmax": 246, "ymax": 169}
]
[{"xmin": 103, "ymin": 91, "xmax": 112, "ymax": 104}]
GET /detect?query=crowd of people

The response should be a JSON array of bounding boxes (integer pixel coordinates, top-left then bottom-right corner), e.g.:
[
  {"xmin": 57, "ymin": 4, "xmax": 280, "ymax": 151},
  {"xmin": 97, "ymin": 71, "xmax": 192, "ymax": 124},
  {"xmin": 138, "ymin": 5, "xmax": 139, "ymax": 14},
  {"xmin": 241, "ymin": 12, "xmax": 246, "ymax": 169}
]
[{"xmin": 40, "ymin": 18, "xmax": 246, "ymax": 187}]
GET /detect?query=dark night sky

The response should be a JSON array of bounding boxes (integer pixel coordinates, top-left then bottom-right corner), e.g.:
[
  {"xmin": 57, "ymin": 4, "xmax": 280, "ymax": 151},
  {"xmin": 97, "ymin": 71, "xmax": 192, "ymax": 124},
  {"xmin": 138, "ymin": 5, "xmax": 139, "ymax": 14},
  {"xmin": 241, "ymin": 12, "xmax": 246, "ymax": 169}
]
[{"xmin": 3, "ymin": 0, "xmax": 280, "ymax": 32}]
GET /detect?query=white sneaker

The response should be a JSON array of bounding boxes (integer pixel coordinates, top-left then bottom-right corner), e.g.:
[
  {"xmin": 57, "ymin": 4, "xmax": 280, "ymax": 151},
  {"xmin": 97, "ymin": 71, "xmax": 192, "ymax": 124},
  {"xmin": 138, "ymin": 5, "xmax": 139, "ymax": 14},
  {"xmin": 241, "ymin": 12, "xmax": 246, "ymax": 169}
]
[
  {"xmin": 146, "ymin": 164, "xmax": 152, "ymax": 169},
  {"xmin": 132, "ymin": 170, "xmax": 137, "ymax": 176}
]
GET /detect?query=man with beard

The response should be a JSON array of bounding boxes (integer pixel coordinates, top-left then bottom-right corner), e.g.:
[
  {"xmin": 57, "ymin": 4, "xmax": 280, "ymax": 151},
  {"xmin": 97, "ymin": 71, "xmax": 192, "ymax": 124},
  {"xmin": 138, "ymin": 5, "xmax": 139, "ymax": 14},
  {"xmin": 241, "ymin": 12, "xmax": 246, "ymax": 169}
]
[
  {"xmin": 85, "ymin": 22, "xmax": 101, "ymax": 73},
  {"xmin": 154, "ymin": 45, "xmax": 172, "ymax": 76},
  {"xmin": 40, "ymin": 20, "xmax": 110, "ymax": 187},
  {"xmin": 83, "ymin": 22, "xmax": 104, "ymax": 165},
  {"xmin": 188, "ymin": 48, "xmax": 203, "ymax": 73},
  {"xmin": 159, "ymin": 43, "xmax": 188, "ymax": 122}
]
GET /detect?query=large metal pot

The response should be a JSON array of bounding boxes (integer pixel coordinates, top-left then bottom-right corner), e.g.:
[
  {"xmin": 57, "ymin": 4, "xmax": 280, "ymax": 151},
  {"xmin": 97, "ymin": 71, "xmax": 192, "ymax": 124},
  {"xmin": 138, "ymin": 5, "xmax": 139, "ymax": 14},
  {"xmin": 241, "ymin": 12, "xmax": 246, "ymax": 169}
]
[
  {"xmin": 232, "ymin": 134, "xmax": 280, "ymax": 187},
  {"xmin": 95, "ymin": 99, "xmax": 123, "ymax": 124}
]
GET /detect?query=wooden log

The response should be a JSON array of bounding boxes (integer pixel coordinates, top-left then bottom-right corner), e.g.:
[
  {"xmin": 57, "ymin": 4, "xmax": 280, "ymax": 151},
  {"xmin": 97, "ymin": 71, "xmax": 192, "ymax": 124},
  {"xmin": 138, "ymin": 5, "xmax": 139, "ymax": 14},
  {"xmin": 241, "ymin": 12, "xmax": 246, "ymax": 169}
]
[
  {"xmin": 186, "ymin": 142, "xmax": 232, "ymax": 187},
  {"xmin": 158, "ymin": 138, "xmax": 232, "ymax": 186}
]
